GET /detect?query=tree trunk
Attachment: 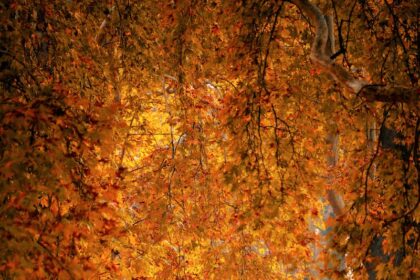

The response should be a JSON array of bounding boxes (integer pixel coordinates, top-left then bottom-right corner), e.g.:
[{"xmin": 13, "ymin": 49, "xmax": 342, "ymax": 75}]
[{"xmin": 289, "ymin": 0, "xmax": 418, "ymax": 278}]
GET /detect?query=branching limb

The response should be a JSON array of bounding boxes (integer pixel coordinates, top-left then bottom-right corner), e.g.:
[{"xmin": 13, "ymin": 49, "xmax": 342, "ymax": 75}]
[{"xmin": 290, "ymin": 0, "xmax": 419, "ymax": 103}]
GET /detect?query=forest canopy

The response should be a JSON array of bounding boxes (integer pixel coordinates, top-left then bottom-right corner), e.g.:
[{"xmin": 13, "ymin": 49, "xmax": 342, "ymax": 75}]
[{"xmin": 0, "ymin": 0, "xmax": 418, "ymax": 279}]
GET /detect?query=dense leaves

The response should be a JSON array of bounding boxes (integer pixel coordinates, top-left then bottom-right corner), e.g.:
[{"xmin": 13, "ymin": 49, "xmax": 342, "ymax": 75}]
[{"xmin": 0, "ymin": 0, "xmax": 418, "ymax": 279}]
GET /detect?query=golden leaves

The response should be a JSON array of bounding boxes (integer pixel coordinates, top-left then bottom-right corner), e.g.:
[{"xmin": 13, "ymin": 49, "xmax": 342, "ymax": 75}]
[{"xmin": 1, "ymin": 0, "xmax": 419, "ymax": 278}]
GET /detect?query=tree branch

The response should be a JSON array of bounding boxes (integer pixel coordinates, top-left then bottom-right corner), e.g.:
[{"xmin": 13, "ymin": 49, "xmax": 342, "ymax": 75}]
[
  {"xmin": 290, "ymin": 0, "xmax": 418, "ymax": 103},
  {"xmin": 96, "ymin": 7, "xmax": 121, "ymax": 103}
]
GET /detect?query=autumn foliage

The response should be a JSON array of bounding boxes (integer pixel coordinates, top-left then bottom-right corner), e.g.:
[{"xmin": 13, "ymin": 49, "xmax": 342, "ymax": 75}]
[{"xmin": 0, "ymin": 0, "xmax": 418, "ymax": 279}]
